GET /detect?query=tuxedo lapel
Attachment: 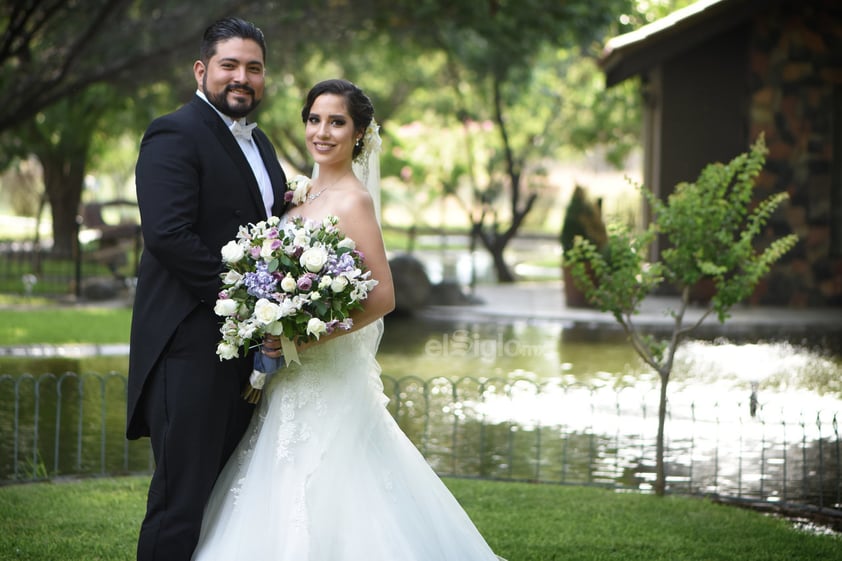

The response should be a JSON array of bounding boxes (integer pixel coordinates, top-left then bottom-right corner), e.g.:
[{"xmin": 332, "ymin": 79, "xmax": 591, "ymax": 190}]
[
  {"xmin": 193, "ymin": 98, "xmax": 266, "ymax": 218},
  {"xmin": 253, "ymin": 132, "xmax": 288, "ymax": 217}
]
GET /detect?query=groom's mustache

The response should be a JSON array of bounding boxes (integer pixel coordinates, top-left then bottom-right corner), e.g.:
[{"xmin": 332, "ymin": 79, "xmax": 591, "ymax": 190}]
[{"xmin": 227, "ymin": 84, "xmax": 255, "ymax": 96}]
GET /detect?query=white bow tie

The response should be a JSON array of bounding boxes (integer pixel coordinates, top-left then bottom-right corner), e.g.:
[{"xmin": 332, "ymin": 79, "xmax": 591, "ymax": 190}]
[{"xmin": 230, "ymin": 120, "xmax": 257, "ymax": 141}]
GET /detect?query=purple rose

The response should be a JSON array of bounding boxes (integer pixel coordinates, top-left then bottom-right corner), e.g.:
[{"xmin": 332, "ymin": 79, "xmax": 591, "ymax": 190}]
[{"xmin": 297, "ymin": 275, "xmax": 313, "ymax": 291}]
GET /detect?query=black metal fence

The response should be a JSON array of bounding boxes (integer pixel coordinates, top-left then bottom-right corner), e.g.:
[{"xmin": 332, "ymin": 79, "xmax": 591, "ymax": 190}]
[
  {"xmin": 0, "ymin": 241, "xmax": 77, "ymax": 297},
  {"xmin": 2, "ymin": 371, "xmax": 839, "ymax": 513},
  {"xmin": 0, "ymin": 210, "xmax": 141, "ymax": 299}
]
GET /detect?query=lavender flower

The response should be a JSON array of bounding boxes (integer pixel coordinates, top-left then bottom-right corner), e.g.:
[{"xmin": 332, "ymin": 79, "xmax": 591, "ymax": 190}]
[
  {"xmin": 243, "ymin": 261, "xmax": 278, "ymax": 299},
  {"xmin": 327, "ymin": 252, "xmax": 356, "ymax": 275}
]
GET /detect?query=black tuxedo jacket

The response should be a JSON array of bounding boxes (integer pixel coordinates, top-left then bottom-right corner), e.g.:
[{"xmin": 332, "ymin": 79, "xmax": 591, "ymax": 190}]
[{"xmin": 126, "ymin": 95, "xmax": 287, "ymax": 439}]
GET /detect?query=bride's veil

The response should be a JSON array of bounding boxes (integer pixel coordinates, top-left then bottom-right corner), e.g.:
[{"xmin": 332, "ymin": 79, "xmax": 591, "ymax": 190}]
[{"xmin": 353, "ymin": 120, "xmax": 382, "ymax": 224}]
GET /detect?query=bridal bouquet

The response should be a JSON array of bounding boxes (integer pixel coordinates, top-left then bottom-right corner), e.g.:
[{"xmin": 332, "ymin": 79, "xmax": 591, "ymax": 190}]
[{"xmin": 214, "ymin": 214, "xmax": 378, "ymax": 402}]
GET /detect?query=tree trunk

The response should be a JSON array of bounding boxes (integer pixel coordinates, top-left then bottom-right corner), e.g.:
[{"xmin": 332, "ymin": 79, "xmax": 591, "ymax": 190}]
[
  {"xmin": 473, "ymin": 223, "xmax": 516, "ymax": 283},
  {"xmin": 41, "ymin": 151, "xmax": 86, "ymax": 257},
  {"xmin": 654, "ymin": 371, "xmax": 669, "ymax": 496},
  {"xmin": 490, "ymin": 245, "xmax": 515, "ymax": 283}
]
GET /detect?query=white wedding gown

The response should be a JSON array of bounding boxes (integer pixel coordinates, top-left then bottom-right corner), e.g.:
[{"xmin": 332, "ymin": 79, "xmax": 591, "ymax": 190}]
[{"xmin": 192, "ymin": 320, "xmax": 505, "ymax": 560}]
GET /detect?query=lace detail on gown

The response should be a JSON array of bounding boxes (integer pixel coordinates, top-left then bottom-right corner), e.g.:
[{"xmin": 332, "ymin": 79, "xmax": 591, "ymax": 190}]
[
  {"xmin": 192, "ymin": 321, "xmax": 504, "ymax": 561},
  {"xmin": 274, "ymin": 368, "xmax": 325, "ymax": 463}
]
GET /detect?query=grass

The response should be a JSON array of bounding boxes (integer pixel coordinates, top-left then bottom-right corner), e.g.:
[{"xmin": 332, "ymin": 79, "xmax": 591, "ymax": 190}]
[
  {"xmin": 0, "ymin": 476, "xmax": 838, "ymax": 561},
  {"xmin": 0, "ymin": 305, "xmax": 132, "ymax": 345}
]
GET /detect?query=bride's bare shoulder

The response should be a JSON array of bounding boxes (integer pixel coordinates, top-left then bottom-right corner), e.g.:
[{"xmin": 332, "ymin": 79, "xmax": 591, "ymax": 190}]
[{"xmin": 332, "ymin": 180, "xmax": 374, "ymax": 217}]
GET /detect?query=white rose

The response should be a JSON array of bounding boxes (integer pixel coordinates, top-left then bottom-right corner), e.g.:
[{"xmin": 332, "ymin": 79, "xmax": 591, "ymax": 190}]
[
  {"xmin": 288, "ymin": 175, "xmax": 311, "ymax": 206},
  {"xmin": 216, "ymin": 342, "xmax": 239, "ymax": 360},
  {"xmin": 337, "ymin": 237, "xmax": 356, "ymax": 251},
  {"xmin": 310, "ymin": 291, "xmax": 321, "ymax": 301},
  {"xmin": 306, "ymin": 317, "xmax": 327, "ymax": 339},
  {"xmin": 300, "ymin": 246, "xmax": 329, "ymax": 273},
  {"xmin": 222, "ymin": 270, "xmax": 243, "ymax": 286},
  {"xmin": 278, "ymin": 297, "xmax": 300, "ymax": 318},
  {"xmin": 260, "ymin": 239, "xmax": 277, "ymax": 259},
  {"xmin": 330, "ymin": 276, "xmax": 349, "ymax": 293},
  {"xmin": 254, "ymin": 298, "xmax": 281, "ymax": 325},
  {"xmin": 214, "ymin": 298, "xmax": 239, "ymax": 317},
  {"xmin": 319, "ymin": 275, "xmax": 333, "ymax": 289},
  {"xmin": 237, "ymin": 321, "xmax": 258, "ymax": 341},
  {"xmin": 280, "ymin": 274, "xmax": 297, "ymax": 293},
  {"xmin": 221, "ymin": 240, "xmax": 245, "ymax": 263},
  {"xmin": 293, "ymin": 232, "xmax": 310, "ymax": 248},
  {"xmin": 219, "ymin": 317, "xmax": 239, "ymax": 338}
]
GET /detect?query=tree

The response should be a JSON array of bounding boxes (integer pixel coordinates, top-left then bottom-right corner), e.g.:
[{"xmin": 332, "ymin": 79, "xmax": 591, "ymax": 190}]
[
  {"xmin": 2, "ymin": 0, "xmax": 640, "ymax": 258},
  {"xmin": 0, "ymin": 0, "xmax": 434, "ymax": 252},
  {"xmin": 0, "ymin": 0, "xmax": 260, "ymax": 252},
  {"xmin": 382, "ymin": 0, "xmax": 634, "ymax": 281},
  {"xmin": 0, "ymin": 0, "xmax": 261, "ymax": 134},
  {"xmin": 13, "ymin": 82, "xmax": 172, "ymax": 256},
  {"xmin": 0, "ymin": 0, "xmax": 382, "ymax": 251},
  {"xmin": 563, "ymin": 135, "xmax": 799, "ymax": 496}
]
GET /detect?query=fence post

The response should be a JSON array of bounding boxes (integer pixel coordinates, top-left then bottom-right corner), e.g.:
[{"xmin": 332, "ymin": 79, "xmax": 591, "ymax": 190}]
[
  {"xmin": 74, "ymin": 215, "xmax": 83, "ymax": 299},
  {"xmin": 816, "ymin": 412, "xmax": 824, "ymax": 509},
  {"xmin": 834, "ymin": 414, "xmax": 840, "ymax": 507}
]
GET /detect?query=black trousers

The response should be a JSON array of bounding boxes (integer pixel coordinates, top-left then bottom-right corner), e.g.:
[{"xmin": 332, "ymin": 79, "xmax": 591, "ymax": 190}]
[{"xmin": 136, "ymin": 309, "xmax": 254, "ymax": 561}]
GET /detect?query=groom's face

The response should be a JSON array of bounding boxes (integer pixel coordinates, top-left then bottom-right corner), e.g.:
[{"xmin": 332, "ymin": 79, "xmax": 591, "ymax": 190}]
[{"xmin": 194, "ymin": 37, "xmax": 264, "ymax": 119}]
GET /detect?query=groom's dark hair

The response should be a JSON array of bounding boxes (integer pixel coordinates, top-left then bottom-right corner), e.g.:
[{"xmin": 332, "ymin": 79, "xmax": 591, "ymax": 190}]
[{"xmin": 200, "ymin": 17, "xmax": 266, "ymax": 63}]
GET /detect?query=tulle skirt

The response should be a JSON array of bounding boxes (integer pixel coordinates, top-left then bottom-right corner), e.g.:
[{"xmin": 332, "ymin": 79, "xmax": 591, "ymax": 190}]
[{"xmin": 192, "ymin": 321, "xmax": 504, "ymax": 561}]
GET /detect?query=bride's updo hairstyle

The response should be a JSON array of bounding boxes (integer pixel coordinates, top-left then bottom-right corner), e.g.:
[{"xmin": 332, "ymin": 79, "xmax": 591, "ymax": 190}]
[{"xmin": 301, "ymin": 79, "xmax": 375, "ymax": 161}]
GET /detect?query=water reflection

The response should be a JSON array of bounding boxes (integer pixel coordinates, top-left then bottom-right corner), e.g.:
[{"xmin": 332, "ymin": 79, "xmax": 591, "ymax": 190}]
[
  {"xmin": 379, "ymin": 316, "xmax": 643, "ymax": 383},
  {"xmin": 380, "ymin": 316, "xmax": 842, "ymax": 505},
  {"xmin": 380, "ymin": 316, "xmax": 842, "ymax": 412}
]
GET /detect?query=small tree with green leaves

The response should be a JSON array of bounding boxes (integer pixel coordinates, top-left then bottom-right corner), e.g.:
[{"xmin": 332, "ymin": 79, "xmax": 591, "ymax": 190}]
[{"xmin": 564, "ymin": 134, "xmax": 799, "ymax": 496}]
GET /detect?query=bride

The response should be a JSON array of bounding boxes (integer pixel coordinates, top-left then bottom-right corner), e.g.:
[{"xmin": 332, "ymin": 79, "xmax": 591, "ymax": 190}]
[{"xmin": 192, "ymin": 78, "xmax": 506, "ymax": 561}]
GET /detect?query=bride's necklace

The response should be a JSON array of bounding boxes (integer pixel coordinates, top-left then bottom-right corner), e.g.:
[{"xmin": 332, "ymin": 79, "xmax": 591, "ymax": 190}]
[{"xmin": 307, "ymin": 170, "xmax": 350, "ymax": 203}]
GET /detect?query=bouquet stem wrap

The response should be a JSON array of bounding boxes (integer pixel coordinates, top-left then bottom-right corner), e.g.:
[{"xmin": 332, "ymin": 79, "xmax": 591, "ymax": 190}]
[{"xmin": 244, "ymin": 350, "xmax": 285, "ymax": 404}]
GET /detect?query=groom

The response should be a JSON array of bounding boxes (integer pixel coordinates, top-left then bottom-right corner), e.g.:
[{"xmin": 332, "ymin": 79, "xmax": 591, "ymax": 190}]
[{"xmin": 127, "ymin": 17, "xmax": 287, "ymax": 561}]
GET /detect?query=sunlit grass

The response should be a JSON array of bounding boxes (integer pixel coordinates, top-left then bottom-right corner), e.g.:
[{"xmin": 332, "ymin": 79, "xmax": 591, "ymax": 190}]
[
  {"xmin": 0, "ymin": 477, "xmax": 837, "ymax": 561},
  {"xmin": 0, "ymin": 214, "xmax": 51, "ymax": 240},
  {"xmin": 0, "ymin": 294, "xmax": 52, "ymax": 306},
  {"xmin": 0, "ymin": 306, "xmax": 132, "ymax": 345}
]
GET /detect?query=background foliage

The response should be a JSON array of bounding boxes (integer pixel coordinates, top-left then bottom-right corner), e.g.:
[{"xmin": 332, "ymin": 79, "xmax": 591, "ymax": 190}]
[{"xmin": 1, "ymin": 0, "xmax": 702, "ymax": 278}]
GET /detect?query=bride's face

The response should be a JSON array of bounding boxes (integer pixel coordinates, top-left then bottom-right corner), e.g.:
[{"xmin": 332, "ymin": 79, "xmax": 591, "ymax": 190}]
[{"xmin": 305, "ymin": 93, "xmax": 359, "ymax": 167}]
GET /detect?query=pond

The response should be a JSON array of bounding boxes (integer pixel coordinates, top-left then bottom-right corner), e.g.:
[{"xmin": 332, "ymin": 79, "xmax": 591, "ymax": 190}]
[
  {"xmin": 378, "ymin": 316, "xmax": 842, "ymax": 499},
  {"xmin": 2, "ymin": 313, "xmax": 841, "ymax": 509}
]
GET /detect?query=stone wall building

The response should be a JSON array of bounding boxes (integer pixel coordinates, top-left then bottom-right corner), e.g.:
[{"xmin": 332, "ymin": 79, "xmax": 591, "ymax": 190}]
[{"xmin": 600, "ymin": 0, "xmax": 841, "ymax": 306}]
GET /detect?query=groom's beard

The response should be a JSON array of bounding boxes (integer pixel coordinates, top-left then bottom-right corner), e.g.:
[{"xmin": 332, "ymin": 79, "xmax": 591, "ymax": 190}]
[{"xmin": 203, "ymin": 80, "xmax": 261, "ymax": 120}]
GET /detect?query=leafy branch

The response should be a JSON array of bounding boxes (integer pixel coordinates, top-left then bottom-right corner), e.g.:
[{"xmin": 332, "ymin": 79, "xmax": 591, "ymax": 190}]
[{"xmin": 563, "ymin": 134, "xmax": 799, "ymax": 496}]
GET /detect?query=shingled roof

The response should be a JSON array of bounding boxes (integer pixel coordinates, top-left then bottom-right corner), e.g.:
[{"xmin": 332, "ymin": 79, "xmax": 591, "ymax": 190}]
[{"xmin": 599, "ymin": 0, "xmax": 785, "ymax": 86}]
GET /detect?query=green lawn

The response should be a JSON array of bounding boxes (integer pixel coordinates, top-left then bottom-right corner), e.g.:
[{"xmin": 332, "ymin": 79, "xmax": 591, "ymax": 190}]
[
  {"xmin": 0, "ymin": 476, "xmax": 838, "ymax": 561},
  {"xmin": 0, "ymin": 306, "xmax": 132, "ymax": 346}
]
